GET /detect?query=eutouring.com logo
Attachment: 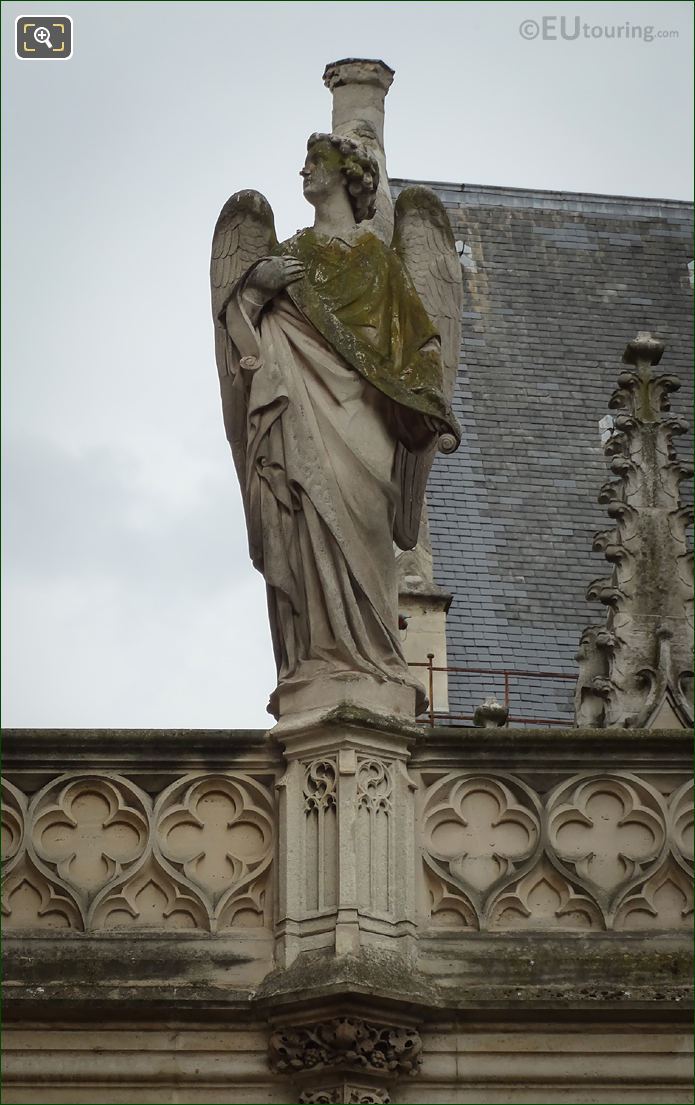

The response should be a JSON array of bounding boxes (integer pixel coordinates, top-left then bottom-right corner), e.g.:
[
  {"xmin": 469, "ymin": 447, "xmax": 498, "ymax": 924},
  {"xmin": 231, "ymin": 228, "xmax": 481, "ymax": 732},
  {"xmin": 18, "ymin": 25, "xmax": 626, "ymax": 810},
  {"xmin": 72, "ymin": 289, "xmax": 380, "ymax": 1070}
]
[
  {"xmin": 519, "ymin": 16, "xmax": 679, "ymax": 42},
  {"xmin": 16, "ymin": 16, "xmax": 72, "ymax": 59}
]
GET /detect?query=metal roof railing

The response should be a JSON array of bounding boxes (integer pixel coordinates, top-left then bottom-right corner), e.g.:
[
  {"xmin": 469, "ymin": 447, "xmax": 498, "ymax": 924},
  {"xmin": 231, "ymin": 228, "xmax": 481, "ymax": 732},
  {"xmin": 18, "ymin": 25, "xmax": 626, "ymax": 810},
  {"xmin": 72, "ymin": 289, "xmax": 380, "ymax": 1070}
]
[{"xmin": 409, "ymin": 654, "xmax": 576, "ymax": 728}]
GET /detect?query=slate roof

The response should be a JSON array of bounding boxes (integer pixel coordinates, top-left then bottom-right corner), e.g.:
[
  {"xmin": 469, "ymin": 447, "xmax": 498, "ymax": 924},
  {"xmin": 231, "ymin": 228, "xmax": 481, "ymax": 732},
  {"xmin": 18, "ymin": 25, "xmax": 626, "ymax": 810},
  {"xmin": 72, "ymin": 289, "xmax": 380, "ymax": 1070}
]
[{"xmin": 391, "ymin": 180, "xmax": 693, "ymax": 724}]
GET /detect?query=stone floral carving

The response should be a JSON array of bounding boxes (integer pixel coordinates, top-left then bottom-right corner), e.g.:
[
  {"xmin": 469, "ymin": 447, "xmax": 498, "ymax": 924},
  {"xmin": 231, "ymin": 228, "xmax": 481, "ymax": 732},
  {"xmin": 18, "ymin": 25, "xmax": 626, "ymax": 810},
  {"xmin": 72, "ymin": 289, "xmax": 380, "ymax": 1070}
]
[
  {"xmin": 296, "ymin": 1082, "xmax": 386, "ymax": 1100},
  {"xmin": 30, "ymin": 774, "xmax": 150, "ymax": 914},
  {"xmin": 300, "ymin": 1093, "xmax": 341, "ymax": 1104},
  {"xmin": 575, "ymin": 333, "xmax": 693, "ymax": 728},
  {"xmin": 489, "ymin": 857, "xmax": 604, "ymax": 931},
  {"xmin": 347, "ymin": 1089, "xmax": 390, "ymax": 1104},
  {"xmin": 269, "ymin": 1018, "xmax": 421, "ymax": 1076},
  {"xmin": 155, "ymin": 773, "xmax": 275, "ymax": 929},
  {"xmin": 547, "ymin": 773, "xmax": 667, "ymax": 918},
  {"xmin": 299, "ymin": 1087, "xmax": 390, "ymax": 1104},
  {"xmin": 422, "ymin": 773, "xmax": 541, "ymax": 923}
]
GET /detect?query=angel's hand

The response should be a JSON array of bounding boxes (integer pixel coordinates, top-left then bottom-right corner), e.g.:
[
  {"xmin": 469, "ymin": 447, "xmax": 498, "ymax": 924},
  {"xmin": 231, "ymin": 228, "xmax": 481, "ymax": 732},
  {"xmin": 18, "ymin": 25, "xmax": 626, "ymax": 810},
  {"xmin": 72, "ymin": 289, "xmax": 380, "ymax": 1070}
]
[{"xmin": 245, "ymin": 257, "xmax": 305, "ymax": 301}]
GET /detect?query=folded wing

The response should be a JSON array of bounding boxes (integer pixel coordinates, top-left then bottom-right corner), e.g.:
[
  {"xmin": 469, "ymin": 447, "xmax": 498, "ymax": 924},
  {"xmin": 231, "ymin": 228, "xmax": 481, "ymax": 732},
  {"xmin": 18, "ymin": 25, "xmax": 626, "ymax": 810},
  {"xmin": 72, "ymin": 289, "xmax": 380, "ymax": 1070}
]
[
  {"xmin": 210, "ymin": 189, "xmax": 279, "ymax": 381},
  {"xmin": 391, "ymin": 186, "xmax": 462, "ymax": 550}
]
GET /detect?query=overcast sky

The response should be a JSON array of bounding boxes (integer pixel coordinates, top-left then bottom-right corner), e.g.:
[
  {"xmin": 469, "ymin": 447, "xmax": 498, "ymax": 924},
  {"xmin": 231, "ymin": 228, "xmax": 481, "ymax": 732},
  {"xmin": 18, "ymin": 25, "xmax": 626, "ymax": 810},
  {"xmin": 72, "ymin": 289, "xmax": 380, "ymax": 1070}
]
[{"xmin": 2, "ymin": 0, "xmax": 692, "ymax": 730}]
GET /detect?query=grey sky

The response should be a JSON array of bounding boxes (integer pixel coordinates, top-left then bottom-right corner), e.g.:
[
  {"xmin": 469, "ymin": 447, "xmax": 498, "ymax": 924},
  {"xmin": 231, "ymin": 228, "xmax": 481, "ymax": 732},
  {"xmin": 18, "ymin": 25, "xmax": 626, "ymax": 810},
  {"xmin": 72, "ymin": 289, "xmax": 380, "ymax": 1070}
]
[{"xmin": 2, "ymin": 0, "xmax": 692, "ymax": 729}]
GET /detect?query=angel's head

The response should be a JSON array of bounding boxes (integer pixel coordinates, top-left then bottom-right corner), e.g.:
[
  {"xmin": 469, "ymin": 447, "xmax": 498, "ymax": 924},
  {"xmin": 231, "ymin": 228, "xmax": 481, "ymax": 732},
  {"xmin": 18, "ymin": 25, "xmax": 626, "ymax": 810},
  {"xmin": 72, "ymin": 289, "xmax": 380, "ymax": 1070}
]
[{"xmin": 301, "ymin": 133, "xmax": 379, "ymax": 223}]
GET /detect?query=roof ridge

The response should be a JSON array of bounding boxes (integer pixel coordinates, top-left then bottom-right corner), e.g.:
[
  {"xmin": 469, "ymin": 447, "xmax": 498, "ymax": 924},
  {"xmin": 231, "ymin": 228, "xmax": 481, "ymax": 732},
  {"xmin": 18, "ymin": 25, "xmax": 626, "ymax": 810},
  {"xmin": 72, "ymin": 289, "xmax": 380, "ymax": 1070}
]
[{"xmin": 390, "ymin": 178, "xmax": 693, "ymax": 210}]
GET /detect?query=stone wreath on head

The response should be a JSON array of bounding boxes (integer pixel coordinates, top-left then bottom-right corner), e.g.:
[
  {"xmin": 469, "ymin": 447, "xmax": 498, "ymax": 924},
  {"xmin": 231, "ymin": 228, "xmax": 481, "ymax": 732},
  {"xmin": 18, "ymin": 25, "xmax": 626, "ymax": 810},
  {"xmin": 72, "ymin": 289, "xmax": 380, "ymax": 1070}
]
[{"xmin": 307, "ymin": 132, "xmax": 379, "ymax": 223}]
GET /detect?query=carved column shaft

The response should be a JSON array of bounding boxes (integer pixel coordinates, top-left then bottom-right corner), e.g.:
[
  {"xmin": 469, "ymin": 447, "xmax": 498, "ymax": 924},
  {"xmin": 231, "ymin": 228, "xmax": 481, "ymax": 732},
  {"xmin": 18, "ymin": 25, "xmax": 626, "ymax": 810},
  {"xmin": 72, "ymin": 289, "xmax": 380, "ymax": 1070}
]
[{"xmin": 323, "ymin": 58, "xmax": 395, "ymax": 244}]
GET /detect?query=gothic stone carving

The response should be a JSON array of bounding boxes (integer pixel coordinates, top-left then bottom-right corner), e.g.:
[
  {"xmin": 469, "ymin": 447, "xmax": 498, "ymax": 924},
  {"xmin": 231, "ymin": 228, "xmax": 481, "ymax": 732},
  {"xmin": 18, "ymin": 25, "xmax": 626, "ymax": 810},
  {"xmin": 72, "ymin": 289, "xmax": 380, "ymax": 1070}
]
[
  {"xmin": 299, "ymin": 1086, "xmax": 390, "ymax": 1103},
  {"xmin": 155, "ymin": 773, "xmax": 274, "ymax": 929},
  {"xmin": 421, "ymin": 770, "xmax": 688, "ymax": 933},
  {"xmin": 304, "ymin": 760, "xmax": 338, "ymax": 913},
  {"xmin": 422, "ymin": 773, "xmax": 541, "ymax": 927},
  {"xmin": 489, "ymin": 856, "xmax": 604, "ymax": 931},
  {"xmin": 31, "ymin": 774, "xmax": 150, "ymax": 915},
  {"xmin": 668, "ymin": 779, "xmax": 694, "ymax": 874},
  {"xmin": 356, "ymin": 759, "xmax": 393, "ymax": 915},
  {"xmin": 1, "ymin": 771, "xmax": 276, "ymax": 933},
  {"xmin": 575, "ymin": 332, "xmax": 694, "ymax": 728},
  {"xmin": 613, "ymin": 857, "xmax": 693, "ymax": 930},
  {"xmin": 269, "ymin": 1018, "xmax": 422, "ymax": 1077},
  {"xmin": 547, "ymin": 773, "xmax": 667, "ymax": 920}
]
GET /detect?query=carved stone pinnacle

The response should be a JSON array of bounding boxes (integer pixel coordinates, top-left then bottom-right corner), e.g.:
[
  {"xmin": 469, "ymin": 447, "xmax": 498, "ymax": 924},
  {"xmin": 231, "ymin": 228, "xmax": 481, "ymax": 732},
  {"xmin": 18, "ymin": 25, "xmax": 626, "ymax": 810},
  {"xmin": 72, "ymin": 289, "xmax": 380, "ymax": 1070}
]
[
  {"xmin": 622, "ymin": 330, "xmax": 664, "ymax": 367},
  {"xmin": 575, "ymin": 335, "xmax": 693, "ymax": 729}
]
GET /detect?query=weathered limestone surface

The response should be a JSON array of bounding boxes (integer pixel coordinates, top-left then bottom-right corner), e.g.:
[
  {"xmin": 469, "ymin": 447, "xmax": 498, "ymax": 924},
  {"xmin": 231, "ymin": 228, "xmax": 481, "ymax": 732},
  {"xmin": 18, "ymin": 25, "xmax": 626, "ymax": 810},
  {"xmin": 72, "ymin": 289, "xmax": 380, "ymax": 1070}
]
[
  {"xmin": 323, "ymin": 57, "xmax": 395, "ymax": 244},
  {"xmin": 397, "ymin": 508, "xmax": 452, "ymax": 715},
  {"xmin": 4, "ymin": 1021, "xmax": 691, "ymax": 1104},
  {"xmin": 2, "ymin": 723, "xmax": 692, "ymax": 1103},
  {"xmin": 212, "ymin": 57, "xmax": 462, "ymax": 722},
  {"xmin": 575, "ymin": 333, "xmax": 694, "ymax": 729}
]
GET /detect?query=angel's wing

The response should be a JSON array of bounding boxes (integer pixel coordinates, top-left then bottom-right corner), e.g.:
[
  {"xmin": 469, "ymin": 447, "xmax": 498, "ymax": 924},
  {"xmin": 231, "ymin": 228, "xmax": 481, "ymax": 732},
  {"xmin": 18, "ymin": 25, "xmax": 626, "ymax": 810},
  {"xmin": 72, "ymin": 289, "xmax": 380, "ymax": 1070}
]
[
  {"xmin": 392, "ymin": 185, "xmax": 462, "ymax": 403},
  {"xmin": 210, "ymin": 189, "xmax": 278, "ymax": 380},
  {"xmin": 391, "ymin": 187, "xmax": 462, "ymax": 551}
]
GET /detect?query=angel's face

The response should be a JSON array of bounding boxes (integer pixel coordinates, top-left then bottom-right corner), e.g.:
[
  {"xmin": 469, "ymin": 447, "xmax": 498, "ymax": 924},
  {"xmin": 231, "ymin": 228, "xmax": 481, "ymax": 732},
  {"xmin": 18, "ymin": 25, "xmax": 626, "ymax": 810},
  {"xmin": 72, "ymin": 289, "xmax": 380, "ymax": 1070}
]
[{"xmin": 300, "ymin": 145, "xmax": 344, "ymax": 206}]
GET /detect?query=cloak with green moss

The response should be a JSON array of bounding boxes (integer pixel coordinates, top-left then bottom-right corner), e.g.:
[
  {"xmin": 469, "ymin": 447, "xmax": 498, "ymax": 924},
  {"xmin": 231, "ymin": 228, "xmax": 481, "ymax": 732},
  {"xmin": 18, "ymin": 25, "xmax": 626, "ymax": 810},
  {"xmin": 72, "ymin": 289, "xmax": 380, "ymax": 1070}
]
[{"xmin": 277, "ymin": 229, "xmax": 460, "ymax": 450}]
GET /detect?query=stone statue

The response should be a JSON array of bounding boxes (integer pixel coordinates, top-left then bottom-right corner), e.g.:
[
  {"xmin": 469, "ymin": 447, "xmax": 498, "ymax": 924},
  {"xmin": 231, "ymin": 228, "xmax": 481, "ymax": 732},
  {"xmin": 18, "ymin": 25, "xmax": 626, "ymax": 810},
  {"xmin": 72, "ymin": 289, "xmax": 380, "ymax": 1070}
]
[{"xmin": 211, "ymin": 114, "xmax": 461, "ymax": 719}]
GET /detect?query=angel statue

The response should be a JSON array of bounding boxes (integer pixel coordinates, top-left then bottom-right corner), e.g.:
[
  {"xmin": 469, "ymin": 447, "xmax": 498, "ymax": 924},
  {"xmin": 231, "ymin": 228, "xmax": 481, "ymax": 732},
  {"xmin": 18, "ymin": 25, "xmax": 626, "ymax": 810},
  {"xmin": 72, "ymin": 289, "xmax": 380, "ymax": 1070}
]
[{"xmin": 211, "ymin": 131, "xmax": 461, "ymax": 718}]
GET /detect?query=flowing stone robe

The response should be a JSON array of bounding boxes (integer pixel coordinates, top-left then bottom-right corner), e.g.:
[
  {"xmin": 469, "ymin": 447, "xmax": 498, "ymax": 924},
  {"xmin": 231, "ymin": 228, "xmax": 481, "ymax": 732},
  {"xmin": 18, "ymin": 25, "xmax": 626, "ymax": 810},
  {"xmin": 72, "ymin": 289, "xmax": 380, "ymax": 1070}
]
[{"xmin": 221, "ymin": 230, "xmax": 458, "ymax": 716}]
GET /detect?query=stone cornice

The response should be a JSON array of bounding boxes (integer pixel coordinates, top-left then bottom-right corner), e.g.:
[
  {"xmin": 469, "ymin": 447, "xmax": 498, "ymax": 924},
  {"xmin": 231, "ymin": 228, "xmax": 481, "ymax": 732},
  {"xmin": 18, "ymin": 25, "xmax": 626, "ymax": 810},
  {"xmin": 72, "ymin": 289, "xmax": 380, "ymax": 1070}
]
[
  {"xmin": 3, "ymin": 726, "xmax": 690, "ymax": 784},
  {"xmin": 1, "ymin": 728, "xmax": 281, "ymax": 790},
  {"xmin": 411, "ymin": 727, "xmax": 692, "ymax": 773}
]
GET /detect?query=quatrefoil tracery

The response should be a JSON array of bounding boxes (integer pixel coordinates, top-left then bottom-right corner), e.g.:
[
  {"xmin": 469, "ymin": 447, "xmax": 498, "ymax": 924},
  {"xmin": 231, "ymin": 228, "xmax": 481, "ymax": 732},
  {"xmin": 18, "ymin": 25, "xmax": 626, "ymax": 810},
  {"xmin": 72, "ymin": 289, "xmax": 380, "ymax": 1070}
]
[
  {"xmin": 423, "ymin": 774, "xmax": 542, "ymax": 918},
  {"xmin": 547, "ymin": 773, "xmax": 668, "ymax": 914}
]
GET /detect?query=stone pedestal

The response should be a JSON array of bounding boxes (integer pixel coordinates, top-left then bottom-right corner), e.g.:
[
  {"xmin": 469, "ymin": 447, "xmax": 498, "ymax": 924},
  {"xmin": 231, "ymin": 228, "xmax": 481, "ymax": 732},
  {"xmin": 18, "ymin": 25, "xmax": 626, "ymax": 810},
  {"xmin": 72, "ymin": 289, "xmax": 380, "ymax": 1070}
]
[
  {"xmin": 276, "ymin": 676, "xmax": 418, "ymax": 723},
  {"xmin": 272, "ymin": 707, "xmax": 419, "ymax": 969}
]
